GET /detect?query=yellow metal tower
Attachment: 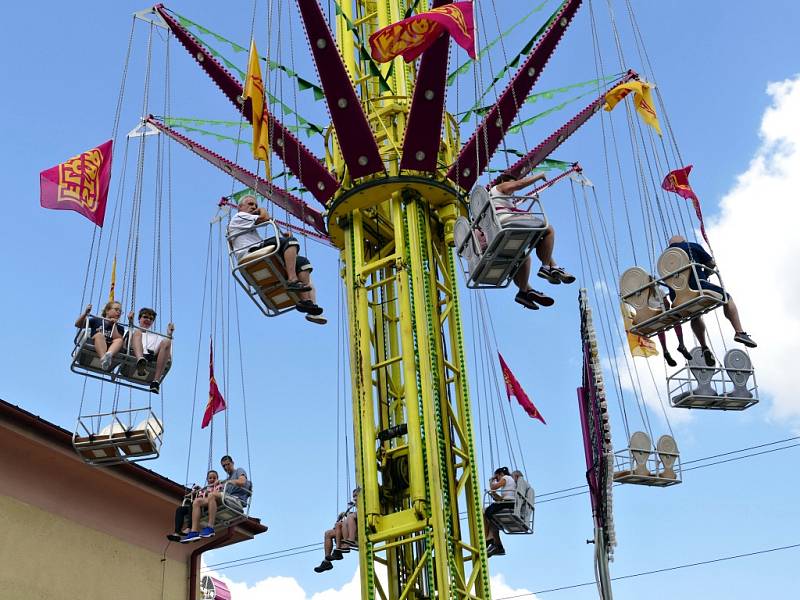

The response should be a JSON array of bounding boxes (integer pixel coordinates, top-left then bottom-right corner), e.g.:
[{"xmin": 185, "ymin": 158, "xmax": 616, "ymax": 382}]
[{"xmin": 326, "ymin": 3, "xmax": 491, "ymax": 599}]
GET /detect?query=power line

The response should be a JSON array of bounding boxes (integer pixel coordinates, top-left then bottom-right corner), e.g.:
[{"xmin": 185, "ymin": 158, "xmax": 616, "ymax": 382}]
[
  {"xmin": 495, "ymin": 542, "xmax": 800, "ymax": 598},
  {"xmin": 202, "ymin": 437, "xmax": 799, "ymax": 572}
]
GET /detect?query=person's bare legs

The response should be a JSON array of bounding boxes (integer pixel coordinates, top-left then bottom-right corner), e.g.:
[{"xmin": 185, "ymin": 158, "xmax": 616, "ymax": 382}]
[
  {"xmin": 92, "ymin": 333, "xmax": 109, "ymax": 360},
  {"xmin": 283, "ymin": 245, "xmax": 299, "ymax": 280},
  {"xmin": 298, "ymin": 270, "xmax": 314, "ymax": 302},
  {"xmin": 153, "ymin": 339, "xmax": 172, "ymax": 381},
  {"xmin": 513, "ymin": 256, "xmax": 532, "ymax": 292},
  {"xmin": 206, "ymin": 495, "xmax": 218, "ymax": 528},
  {"xmin": 534, "ymin": 225, "xmax": 555, "ymax": 267},
  {"xmin": 344, "ymin": 514, "xmax": 357, "ymax": 542},
  {"xmin": 334, "ymin": 521, "xmax": 345, "ymax": 549},
  {"xmin": 690, "ymin": 316, "xmax": 708, "ymax": 347},
  {"xmin": 323, "ymin": 527, "xmax": 335, "ymax": 557},
  {"xmin": 191, "ymin": 497, "xmax": 207, "ymax": 531},
  {"xmin": 131, "ymin": 330, "xmax": 144, "ymax": 360},
  {"xmin": 722, "ymin": 297, "xmax": 745, "ymax": 333}
]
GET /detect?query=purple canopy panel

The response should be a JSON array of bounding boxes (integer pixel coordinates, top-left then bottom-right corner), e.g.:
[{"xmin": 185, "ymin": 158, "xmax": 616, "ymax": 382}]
[
  {"xmin": 295, "ymin": 0, "xmax": 385, "ymax": 180},
  {"xmin": 492, "ymin": 71, "xmax": 638, "ymax": 185},
  {"xmin": 210, "ymin": 577, "xmax": 231, "ymax": 600},
  {"xmin": 147, "ymin": 116, "xmax": 329, "ymax": 238},
  {"xmin": 400, "ymin": 0, "xmax": 451, "ymax": 173},
  {"xmin": 155, "ymin": 4, "xmax": 339, "ymax": 206},
  {"xmin": 447, "ymin": 0, "xmax": 583, "ymax": 190}
]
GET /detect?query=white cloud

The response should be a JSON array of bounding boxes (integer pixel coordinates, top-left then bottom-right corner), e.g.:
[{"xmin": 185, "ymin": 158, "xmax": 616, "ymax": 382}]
[
  {"xmin": 705, "ymin": 74, "xmax": 800, "ymax": 429},
  {"xmin": 202, "ymin": 564, "xmax": 538, "ymax": 600}
]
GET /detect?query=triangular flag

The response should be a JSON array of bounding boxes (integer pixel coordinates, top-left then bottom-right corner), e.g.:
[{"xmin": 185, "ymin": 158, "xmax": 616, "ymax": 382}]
[
  {"xmin": 202, "ymin": 338, "xmax": 227, "ymax": 429},
  {"xmin": 498, "ymin": 353, "xmax": 546, "ymax": 423}
]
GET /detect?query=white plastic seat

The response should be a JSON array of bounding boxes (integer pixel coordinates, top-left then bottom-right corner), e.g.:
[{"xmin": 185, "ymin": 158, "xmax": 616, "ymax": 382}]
[
  {"xmin": 185, "ymin": 480, "xmax": 253, "ymax": 530},
  {"xmin": 71, "ymin": 317, "xmax": 172, "ymax": 392},
  {"xmin": 456, "ymin": 186, "xmax": 548, "ymax": 288},
  {"xmin": 669, "ymin": 347, "xmax": 758, "ymax": 410},
  {"xmin": 620, "ymin": 248, "xmax": 726, "ymax": 337},
  {"xmin": 613, "ymin": 431, "xmax": 681, "ymax": 487},
  {"xmin": 73, "ymin": 409, "xmax": 163, "ymax": 465},
  {"xmin": 485, "ymin": 478, "xmax": 536, "ymax": 535},
  {"xmin": 227, "ymin": 221, "xmax": 301, "ymax": 317}
]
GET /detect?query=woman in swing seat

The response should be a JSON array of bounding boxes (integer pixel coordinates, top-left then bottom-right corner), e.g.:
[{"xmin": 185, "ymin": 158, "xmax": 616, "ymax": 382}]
[{"xmin": 74, "ymin": 300, "xmax": 125, "ymax": 371}]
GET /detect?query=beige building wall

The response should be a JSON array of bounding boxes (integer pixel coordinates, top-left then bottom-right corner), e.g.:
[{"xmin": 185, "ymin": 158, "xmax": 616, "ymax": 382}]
[{"xmin": 0, "ymin": 494, "xmax": 188, "ymax": 600}]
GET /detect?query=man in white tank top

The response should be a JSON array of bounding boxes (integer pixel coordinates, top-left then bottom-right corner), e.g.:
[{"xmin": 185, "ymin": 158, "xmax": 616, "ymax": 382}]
[
  {"xmin": 484, "ymin": 466, "xmax": 517, "ymax": 556},
  {"xmin": 490, "ymin": 172, "xmax": 576, "ymax": 310}
]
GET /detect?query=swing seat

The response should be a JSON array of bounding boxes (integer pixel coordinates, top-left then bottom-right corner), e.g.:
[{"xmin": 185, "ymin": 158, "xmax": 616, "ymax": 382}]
[
  {"xmin": 485, "ymin": 478, "xmax": 535, "ymax": 535},
  {"xmin": 71, "ymin": 327, "xmax": 127, "ymax": 377},
  {"xmin": 185, "ymin": 481, "xmax": 253, "ymax": 530},
  {"xmin": 621, "ymin": 248, "xmax": 726, "ymax": 337},
  {"xmin": 117, "ymin": 332, "xmax": 173, "ymax": 386},
  {"xmin": 228, "ymin": 223, "xmax": 302, "ymax": 317},
  {"xmin": 612, "ymin": 431, "xmax": 681, "ymax": 487},
  {"xmin": 456, "ymin": 186, "xmax": 548, "ymax": 289},
  {"xmin": 669, "ymin": 347, "xmax": 758, "ymax": 410},
  {"xmin": 73, "ymin": 409, "xmax": 163, "ymax": 465}
]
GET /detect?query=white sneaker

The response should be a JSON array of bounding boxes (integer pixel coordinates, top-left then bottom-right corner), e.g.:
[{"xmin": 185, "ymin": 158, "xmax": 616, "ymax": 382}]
[{"xmin": 100, "ymin": 352, "xmax": 113, "ymax": 371}]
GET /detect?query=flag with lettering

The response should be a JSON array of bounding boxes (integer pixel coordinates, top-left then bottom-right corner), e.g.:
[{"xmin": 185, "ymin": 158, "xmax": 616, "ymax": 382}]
[
  {"xmin": 498, "ymin": 353, "xmax": 546, "ymax": 424},
  {"xmin": 40, "ymin": 139, "xmax": 113, "ymax": 226},
  {"xmin": 369, "ymin": 2, "xmax": 476, "ymax": 64},
  {"xmin": 202, "ymin": 339, "xmax": 227, "ymax": 429},
  {"xmin": 603, "ymin": 80, "xmax": 662, "ymax": 135},
  {"xmin": 661, "ymin": 164, "xmax": 710, "ymax": 246}
]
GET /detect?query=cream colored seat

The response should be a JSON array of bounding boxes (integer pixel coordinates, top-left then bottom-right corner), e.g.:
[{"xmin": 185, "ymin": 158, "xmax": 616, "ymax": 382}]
[{"xmin": 619, "ymin": 267, "xmax": 665, "ymax": 335}]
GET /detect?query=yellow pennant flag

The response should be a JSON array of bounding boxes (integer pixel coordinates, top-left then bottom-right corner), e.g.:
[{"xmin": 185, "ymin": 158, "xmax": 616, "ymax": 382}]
[
  {"xmin": 108, "ymin": 255, "xmax": 117, "ymax": 303},
  {"xmin": 604, "ymin": 80, "xmax": 662, "ymax": 135},
  {"xmin": 620, "ymin": 302, "xmax": 659, "ymax": 358},
  {"xmin": 243, "ymin": 40, "xmax": 271, "ymax": 175}
]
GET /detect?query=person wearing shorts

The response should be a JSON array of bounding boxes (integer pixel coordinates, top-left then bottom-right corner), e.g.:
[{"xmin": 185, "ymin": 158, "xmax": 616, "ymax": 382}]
[
  {"xmin": 74, "ymin": 300, "xmax": 125, "ymax": 371},
  {"xmin": 129, "ymin": 307, "xmax": 174, "ymax": 394},
  {"xmin": 489, "ymin": 173, "xmax": 576, "ymax": 311},
  {"xmin": 666, "ymin": 235, "xmax": 756, "ymax": 365},
  {"xmin": 227, "ymin": 194, "xmax": 326, "ymax": 324}
]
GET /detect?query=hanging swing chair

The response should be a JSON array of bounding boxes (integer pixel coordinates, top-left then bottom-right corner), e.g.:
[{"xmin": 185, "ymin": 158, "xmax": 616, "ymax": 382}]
[
  {"xmin": 455, "ymin": 185, "xmax": 548, "ymax": 288},
  {"xmin": 667, "ymin": 346, "xmax": 758, "ymax": 410}
]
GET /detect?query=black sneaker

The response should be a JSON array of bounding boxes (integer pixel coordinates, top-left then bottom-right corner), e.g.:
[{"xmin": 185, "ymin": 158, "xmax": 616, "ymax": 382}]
[
  {"xmin": 677, "ymin": 344, "xmax": 693, "ymax": 361},
  {"xmin": 733, "ymin": 332, "xmax": 757, "ymax": 348},
  {"xmin": 526, "ymin": 288, "xmax": 555, "ymax": 307},
  {"xmin": 487, "ymin": 544, "xmax": 505, "ymax": 557},
  {"xmin": 549, "ymin": 266, "xmax": 576, "ymax": 284},
  {"xmin": 664, "ymin": 352, "xmax": 677, "ymax": 368},
  {"xmin": 136, "ymin": 358, "xmax": 148, "ymax": 376},
  {"xmin": 515, "ymin": 291, "xmax": 539, "ymax": 310},
  {"xmin": 150, "ymin": 380, "xmax": 160, "ymax": 394},
  {"xmin": 296, "ymin": 300, "xmax": 324, "ymax": 316},
  {"xmin": 287, "ymin": 279, "xmax": 313, "ymax": 293},
  {"xmin": 330, "ymin": 549, "xmax": 344, "ymax": 560},
  {"xmin": 537, "ymin": 265, "xmax": 561, "ymax": 284},
  {"xmin": 305, "ymin": 314, "xmax": 328, "ymax": 325},
  {"xmin": 166, "ymin": 533, "xmax": 182, "ymax": 542},
  {"xmin": 314, "ymin": 560, "xmax": 333, "ymax": 573},
  {"xmin": 701, "ymin": 346, "xmax": 715, "ymax": 367}
]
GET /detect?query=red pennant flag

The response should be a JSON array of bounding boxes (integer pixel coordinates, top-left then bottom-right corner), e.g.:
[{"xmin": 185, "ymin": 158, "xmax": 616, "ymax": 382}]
[
  {"xmin": 661, "ymin": 165, "xmax": 710, "ymax": 247},
  {"xmin": 498, "ymin": 353, "xmax": 546, "ymax": 424},
  {"xmin": 40, "ymin": 139, "xmax": 113, "ymax": 227},
  {"xmin": 202, "ymin": 339, "xmax": 227, "ymax": 429},
  {"xmin": 369, "ymin": 1, "xmax": 475, "ymax": 64}
]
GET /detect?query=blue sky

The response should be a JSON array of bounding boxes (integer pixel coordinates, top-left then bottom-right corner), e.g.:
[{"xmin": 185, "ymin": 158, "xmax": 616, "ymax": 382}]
[{"xmin": 1, "ymin": 1, "xmax": 799, "ymax": 598}]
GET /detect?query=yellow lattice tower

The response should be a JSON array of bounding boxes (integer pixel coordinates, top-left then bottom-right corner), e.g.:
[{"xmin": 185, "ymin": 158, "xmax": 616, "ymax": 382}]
[{"xmin": 325, "ymin": 3, "xmax": 491, "ymax": 599}]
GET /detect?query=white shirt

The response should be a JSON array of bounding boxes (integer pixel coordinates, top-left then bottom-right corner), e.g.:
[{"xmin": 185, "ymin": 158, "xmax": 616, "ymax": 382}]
[
  {"xmin": 489, "ymin": 185, "xmax": 515, "ymax": 211},
  {"xmin": 227, "ymin": 211, "xmax": 262, "ymax": 259},
  {"xmin": 140, "ymin": 329, "xmax": 162, "ymax": 353},
  {"xmin": 498, "ymin": 474, "xmax": 516, "ymax": 500}
]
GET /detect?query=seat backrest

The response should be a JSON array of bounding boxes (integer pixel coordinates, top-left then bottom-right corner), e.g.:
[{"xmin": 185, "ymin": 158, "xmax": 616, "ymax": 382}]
[
  {"xmin": 657, "ymin": 247, "xmax": 691, "ymax": 291},
  {"xmin": 469, "ymin": 186, "xmax": 491, "ymax": 220},
  {"xmin": 620, "ymin": 267, "xmax": 657, "ymax": 311},
  {"xmin": 688, "ymin": 346, "xmax": 715, "ymax": 386},
  {"xmin": 514, "ymin": 478, "xmax": 535, "ymax": 522},
  {"xmin": 724, "ymin": 348, "xmax": 753, "ymax": 387}
]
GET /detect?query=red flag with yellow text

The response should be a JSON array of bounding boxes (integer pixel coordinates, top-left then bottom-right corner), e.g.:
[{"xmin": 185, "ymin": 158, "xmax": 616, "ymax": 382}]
[
  {"xmin": 498, "ymin": 353, "xmax": 546, "ymax": 424},
  {"xmin": 40, "ymin": 140, "xmax": 113, "ymax": 226},
  {"xmin": 202, "ymin": 339, "xmax": 227, "ymax": 429},
  {"xmin": 661, "ymin": 165, "xmax": 711, "ymax": 246},
  {"xmin": 369, "ymin": 1, "xmax": 475, "ymax": 64}
]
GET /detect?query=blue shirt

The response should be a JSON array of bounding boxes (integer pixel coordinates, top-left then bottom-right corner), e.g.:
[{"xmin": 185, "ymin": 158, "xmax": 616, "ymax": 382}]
[
  {"xmin": 225, "ymin": 467, "xmax": 252, "ymax": 504},
  {"xmin": 668, "ymin": 241, "xmax": 713, "ymax": 289}
]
